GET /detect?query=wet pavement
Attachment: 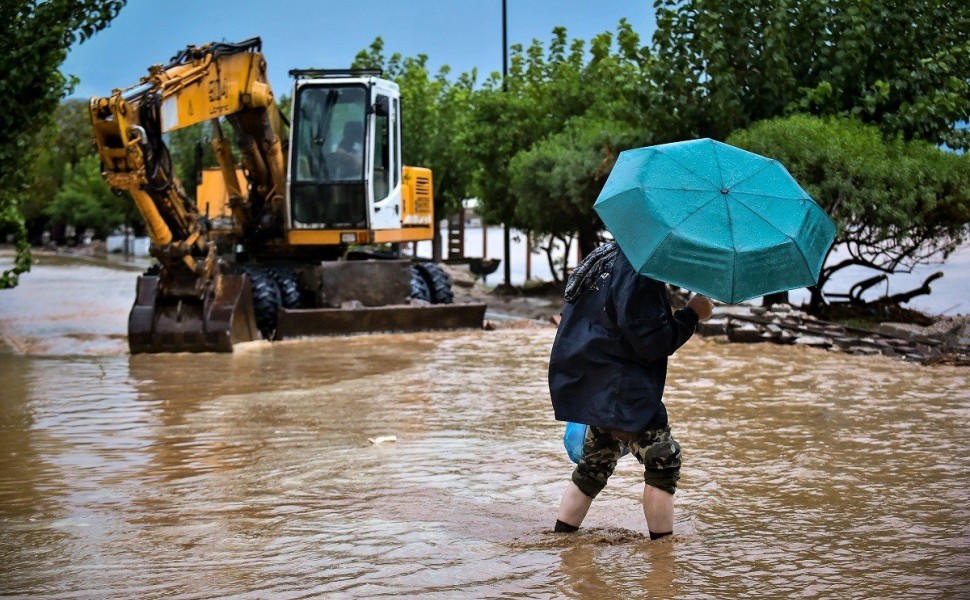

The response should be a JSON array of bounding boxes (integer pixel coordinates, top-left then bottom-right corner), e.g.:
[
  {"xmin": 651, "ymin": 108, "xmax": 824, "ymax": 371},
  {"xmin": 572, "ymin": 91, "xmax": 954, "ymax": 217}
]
[{"xmin": 1, "ymin": 254, "xmax": 969, "ymax": 598}]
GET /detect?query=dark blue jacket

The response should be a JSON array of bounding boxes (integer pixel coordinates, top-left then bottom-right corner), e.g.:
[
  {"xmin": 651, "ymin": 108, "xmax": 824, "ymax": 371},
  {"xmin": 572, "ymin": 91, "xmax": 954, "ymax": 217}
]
[{"xmin": 548, "ymin": 250, "xmax": 698, "ymax": 433}]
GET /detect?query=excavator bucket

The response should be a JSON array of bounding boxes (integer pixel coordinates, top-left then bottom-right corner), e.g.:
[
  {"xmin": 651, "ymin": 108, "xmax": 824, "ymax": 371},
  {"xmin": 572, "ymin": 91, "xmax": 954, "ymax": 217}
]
[{"xmin": 128, "ymin": 273, "xmax": 259, "ymax": 353}]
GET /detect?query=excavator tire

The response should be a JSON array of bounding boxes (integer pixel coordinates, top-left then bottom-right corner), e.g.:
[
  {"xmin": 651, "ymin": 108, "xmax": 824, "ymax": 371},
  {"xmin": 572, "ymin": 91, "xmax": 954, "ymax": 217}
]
[
  {"xmin": 410, "ymin": 265, "xmax": 432, "ymax": 303},
  {"xmin": 268, "ymin": 268, "xmax": 304, "ymax": 309},
  {"xmin": 415, "ymin": 262, "xmax": 454, "ymax": 305},
  {"xmin": 242, "ymin": 267, "xmax": 282, "ymax": 339}
]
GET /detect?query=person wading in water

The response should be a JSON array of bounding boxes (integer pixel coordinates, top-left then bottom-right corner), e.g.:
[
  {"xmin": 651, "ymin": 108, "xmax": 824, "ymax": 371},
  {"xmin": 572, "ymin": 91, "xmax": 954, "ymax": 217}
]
[{"xmin": 549, "ymin": 242, "xmax": 713, "ymax": 539}]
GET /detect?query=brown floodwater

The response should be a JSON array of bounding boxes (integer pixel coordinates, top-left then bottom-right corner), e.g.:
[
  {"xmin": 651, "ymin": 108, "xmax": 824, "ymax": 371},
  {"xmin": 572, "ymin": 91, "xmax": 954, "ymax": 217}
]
[{"xmin": 1, "ymin": 254, "xmax": 969, "ymax": 598}]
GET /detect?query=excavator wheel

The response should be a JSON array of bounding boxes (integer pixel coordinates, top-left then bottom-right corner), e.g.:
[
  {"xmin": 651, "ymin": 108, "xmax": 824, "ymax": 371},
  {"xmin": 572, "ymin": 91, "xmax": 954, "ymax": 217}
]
[
  {"xmin": 415, "ymin": 262, "xmax": 454, "ymax": 305},
  {"xmin": 410, "ymin": 265, "xmax": 432, "ymax": 303},
  {"xmin": 269, "ymin": 268, "xmax": 305, "ymax": 309},
  {"xmin": 242, "ymin": 266, "xmax": 282, "ymax": 339}
]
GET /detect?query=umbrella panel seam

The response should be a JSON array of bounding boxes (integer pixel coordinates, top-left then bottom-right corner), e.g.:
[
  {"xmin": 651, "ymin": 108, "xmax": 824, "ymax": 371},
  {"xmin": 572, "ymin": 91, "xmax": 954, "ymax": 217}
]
[
  {"xmin": 730, "ymin": 190, "xmax": 812, "ymax": 201},
  {"xmin": 710, "ymin": 139, "xmax": 727, "ymax": 190},
  {"xmin": 644, "ymin": 186, "xmax": 721, "ymax": 194},
  {"xmin": 724, "ymin": 196, "xmax": 738, "ymax": 303},
  {"xmin": 731, "ymin": 195, "xmax": 817, "ymax": 279},
  {"xmin": 654, "ymin": 147, "xmax": 720, "ymax": 190},
  {"xmin": 723, "ymin": 159, "xmax": 778, "ymax": 192},
  {"xmin": 662, "ymin": 191, "xmax": 723, "ymax": 235}
]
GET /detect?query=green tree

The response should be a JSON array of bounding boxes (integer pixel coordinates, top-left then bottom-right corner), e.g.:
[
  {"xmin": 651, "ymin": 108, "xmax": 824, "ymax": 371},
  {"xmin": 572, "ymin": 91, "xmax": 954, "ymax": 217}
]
[
  {"xmin": 727, "ymin": 115, "xmax": 970, "ymax": 308},
  {"xmin": 46, "ymin": 154, "xmax": 127, "ymax": 238},
  {"xmin": 464, "ymin": 79, "xmax": 532, "ymax": 229},
  {"xmin": 21, "ymin": 99, "xmax": 102, "ymax": 235},
  {"xmin": 0, "ymin": 0, "xmax": 126, "ymax": 288},
  {"xmin": 468, "ymin": 27, "xmax": 597, "ymax": 230},
  {"xmin": 649, "ymin": 0, "xmax": 970, "ymax": 149},
  {"xmin": 470, "ymin": 22, "xmax": 649, "ymax": 259},
  {"xmin": 509, "ymin": 116, "xmax": 640, "ymax": 280},
  {"xmin": 648, "ymin": 1, "xmax": 970, "ymax": 307}
]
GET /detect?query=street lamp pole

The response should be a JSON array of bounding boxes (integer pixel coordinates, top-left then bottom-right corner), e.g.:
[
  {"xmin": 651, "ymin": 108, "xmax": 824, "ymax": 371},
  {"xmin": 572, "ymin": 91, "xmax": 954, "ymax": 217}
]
[
  {"xmin": 502, "ymin": 0, "xmax": 508, "ymax": 86},
  {"xmin": 501, "ymin": 0, "xmax": 512, "ymax": 286}
]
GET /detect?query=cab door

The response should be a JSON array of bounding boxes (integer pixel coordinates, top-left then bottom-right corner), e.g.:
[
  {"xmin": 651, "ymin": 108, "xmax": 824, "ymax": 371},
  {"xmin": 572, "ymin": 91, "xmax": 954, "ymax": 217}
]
[{"xmin": 367, "ymin": 87, "xmax": 403, "ymax": 230}]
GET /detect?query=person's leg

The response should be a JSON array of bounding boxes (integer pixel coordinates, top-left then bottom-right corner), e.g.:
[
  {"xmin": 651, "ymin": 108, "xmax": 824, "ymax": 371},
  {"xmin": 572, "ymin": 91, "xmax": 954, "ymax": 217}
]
[
  {"xmin": 554, "ymin": 426, "xmax": 622, "ymax": 532},
  {"xmin": 642, "ymin": 484, "xmax": 674, "ymax": 538},
  {"xmin": 630, "ymin": 425, "xmax": 681, "ymax": 539},
  {"xmin": 556, "ymin": 481, "xmax": 593, "ymax": 531}
]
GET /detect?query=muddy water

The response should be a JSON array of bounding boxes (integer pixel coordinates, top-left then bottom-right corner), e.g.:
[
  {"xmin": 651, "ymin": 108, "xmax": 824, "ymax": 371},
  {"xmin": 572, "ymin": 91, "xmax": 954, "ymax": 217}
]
[{"xmin": 1, "ymin": 258, "xmax": 969, "ymax": 598}]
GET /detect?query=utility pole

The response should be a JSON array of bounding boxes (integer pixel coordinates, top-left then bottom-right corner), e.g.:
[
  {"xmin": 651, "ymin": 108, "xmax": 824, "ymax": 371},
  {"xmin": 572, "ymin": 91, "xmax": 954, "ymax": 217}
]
[{"xmin": 501, "ymin": 0, "xmax": 512, "ymax": 286}]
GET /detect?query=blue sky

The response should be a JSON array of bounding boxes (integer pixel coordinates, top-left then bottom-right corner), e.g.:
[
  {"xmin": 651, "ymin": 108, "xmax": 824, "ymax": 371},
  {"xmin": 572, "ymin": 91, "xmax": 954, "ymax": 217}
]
[{"xmin": 62, "ymin": 0, "xmax": 656, "ymax": 98}]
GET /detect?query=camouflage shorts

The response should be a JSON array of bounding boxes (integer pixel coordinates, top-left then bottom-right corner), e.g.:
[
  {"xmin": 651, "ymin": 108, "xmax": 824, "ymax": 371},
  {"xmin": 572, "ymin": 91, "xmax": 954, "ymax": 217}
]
[{"xmin": 571, "ymin": 425, "xmax": 682, "ymax": 498}]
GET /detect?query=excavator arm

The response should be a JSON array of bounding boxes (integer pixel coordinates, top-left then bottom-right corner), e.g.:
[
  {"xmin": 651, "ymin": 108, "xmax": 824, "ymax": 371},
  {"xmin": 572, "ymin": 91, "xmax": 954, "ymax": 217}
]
[
  {"xmin": 90, "ymin": 37, "xmax": 286, "ymax": 266},
  {"xmin": 89, "ymin": 38, "xmax": 285, "ymax": 352}
]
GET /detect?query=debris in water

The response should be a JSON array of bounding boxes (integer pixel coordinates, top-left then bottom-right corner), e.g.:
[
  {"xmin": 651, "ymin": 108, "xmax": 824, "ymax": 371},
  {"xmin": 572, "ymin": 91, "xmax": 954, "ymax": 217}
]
[{"xmin": 369, "ymin": 435, "xmax": 397, "ymax": 445}]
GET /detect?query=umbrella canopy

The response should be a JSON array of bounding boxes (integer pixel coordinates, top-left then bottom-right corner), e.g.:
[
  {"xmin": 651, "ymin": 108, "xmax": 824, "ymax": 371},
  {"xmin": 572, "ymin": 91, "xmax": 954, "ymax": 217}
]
[{"xmin": 593, "ymin": 138, "xmax": 836, "ymax": 304}]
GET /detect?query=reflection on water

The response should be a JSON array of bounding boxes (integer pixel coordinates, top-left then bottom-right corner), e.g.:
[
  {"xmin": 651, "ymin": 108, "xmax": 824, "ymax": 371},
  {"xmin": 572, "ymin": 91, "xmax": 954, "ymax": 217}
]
[{"xmin": 1, "ymin": 261, "xmax": 969, "ymax": 598}]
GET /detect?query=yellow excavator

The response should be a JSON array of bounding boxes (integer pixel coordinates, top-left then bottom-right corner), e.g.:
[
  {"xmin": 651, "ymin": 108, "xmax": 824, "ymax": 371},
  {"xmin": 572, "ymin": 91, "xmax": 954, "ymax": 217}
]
[{"xmin": 89, "ymin": 37, "xmax": 485, "ymax": 353}]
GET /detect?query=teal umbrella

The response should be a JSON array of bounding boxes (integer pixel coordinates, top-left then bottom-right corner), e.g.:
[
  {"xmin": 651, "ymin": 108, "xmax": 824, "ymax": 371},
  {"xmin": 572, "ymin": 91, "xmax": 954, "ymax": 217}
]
[{"xmin": 594, "ymin": 138, "xmax": 837, "ymax": 304}]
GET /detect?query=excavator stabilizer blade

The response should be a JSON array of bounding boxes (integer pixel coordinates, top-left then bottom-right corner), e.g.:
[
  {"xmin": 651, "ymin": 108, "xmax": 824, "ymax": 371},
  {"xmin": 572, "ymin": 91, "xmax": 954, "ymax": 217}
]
[
  {"xmin": 128, "ymin": 274, "xmax": 258, "ymax": 353},
  {"xmin": 274, "ymin": 303, "xmax": 487, "ymax": 338}
]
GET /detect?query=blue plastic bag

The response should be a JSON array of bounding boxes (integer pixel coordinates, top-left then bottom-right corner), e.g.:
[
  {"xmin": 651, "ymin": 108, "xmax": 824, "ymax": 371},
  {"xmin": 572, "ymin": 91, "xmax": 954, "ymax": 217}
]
[
  {"xmin": 563, "ymin": 422, "xmax": 588, "ymax": 464},
  {"xmin": 563, "ymin": 422, "xmax": 631, "ymax": 464}
]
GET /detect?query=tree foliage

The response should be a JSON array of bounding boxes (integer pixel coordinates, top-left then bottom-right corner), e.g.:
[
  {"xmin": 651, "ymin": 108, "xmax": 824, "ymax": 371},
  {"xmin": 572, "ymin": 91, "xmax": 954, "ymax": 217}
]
[
  {"xmin": 20, "ymin": 99, "xmax": 95, "ymax": 230},
  {"xmin": 46, "ymin": 154, "xmax": 128, "ymax": 238},
  {"xmin": 469, "ymin": 21, "xmax": 649, "ymax": 257},
  {"xmin": 728, "ymin": 115, "xmax": 970, "ymax": 307},
  {"xmin": 469, "ymin": 27, "xmax": 599, "ymax": 227},
  {"xmin": 508, "ymin": 116, "xmax": 637, "ymax": 280},
  {"xmin": 352, "ymin": 10, "xmax": 970, "ymax": 289},
  {"xmin": 0, "ymin": 0, "xmax": 126, "ymax": 288},
  {"xmin": 649, "ymin": 0, "xmax": 970, "ymax": 149},
  {"xmin": 648, "ymin": 0, "xmax": 970, "ymax": 305}
]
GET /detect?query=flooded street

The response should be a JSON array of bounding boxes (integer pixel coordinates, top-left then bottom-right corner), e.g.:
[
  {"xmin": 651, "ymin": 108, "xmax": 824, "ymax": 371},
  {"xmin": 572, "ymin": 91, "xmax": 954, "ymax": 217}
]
[{"xmin": 1, "ymin": 255, "xmax": 969, "ymax": 598}]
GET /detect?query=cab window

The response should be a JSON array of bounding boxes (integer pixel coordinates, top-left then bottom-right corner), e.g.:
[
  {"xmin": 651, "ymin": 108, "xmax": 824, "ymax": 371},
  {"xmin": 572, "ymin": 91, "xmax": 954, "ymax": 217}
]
[
  {"xmin": 294, "ymin": 86, "xmax": 366, "ymax": 183},
  {"xmin": 372, "ymin": 94, "xmax": 391, "ymax": 201}
]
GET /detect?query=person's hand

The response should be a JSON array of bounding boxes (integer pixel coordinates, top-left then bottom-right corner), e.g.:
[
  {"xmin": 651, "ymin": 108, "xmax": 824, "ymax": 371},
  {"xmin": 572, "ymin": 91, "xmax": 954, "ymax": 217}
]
[{"xmin": 686, "ymin": 294, "xmax": 714, "ymax": 321}]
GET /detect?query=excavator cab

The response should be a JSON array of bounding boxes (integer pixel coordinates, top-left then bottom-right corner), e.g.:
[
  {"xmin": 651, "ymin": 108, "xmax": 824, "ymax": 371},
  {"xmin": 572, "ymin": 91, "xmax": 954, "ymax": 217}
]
[{"xmin": 285, "ymin": 71, "xmax": 432, "ymax": 249}]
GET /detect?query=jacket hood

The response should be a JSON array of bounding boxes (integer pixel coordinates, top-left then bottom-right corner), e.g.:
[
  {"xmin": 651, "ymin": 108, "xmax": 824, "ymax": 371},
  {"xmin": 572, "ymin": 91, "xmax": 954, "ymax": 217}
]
[{"xmin": 563, "ymin": 242, "xmax": 619, "ymax": 303}]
